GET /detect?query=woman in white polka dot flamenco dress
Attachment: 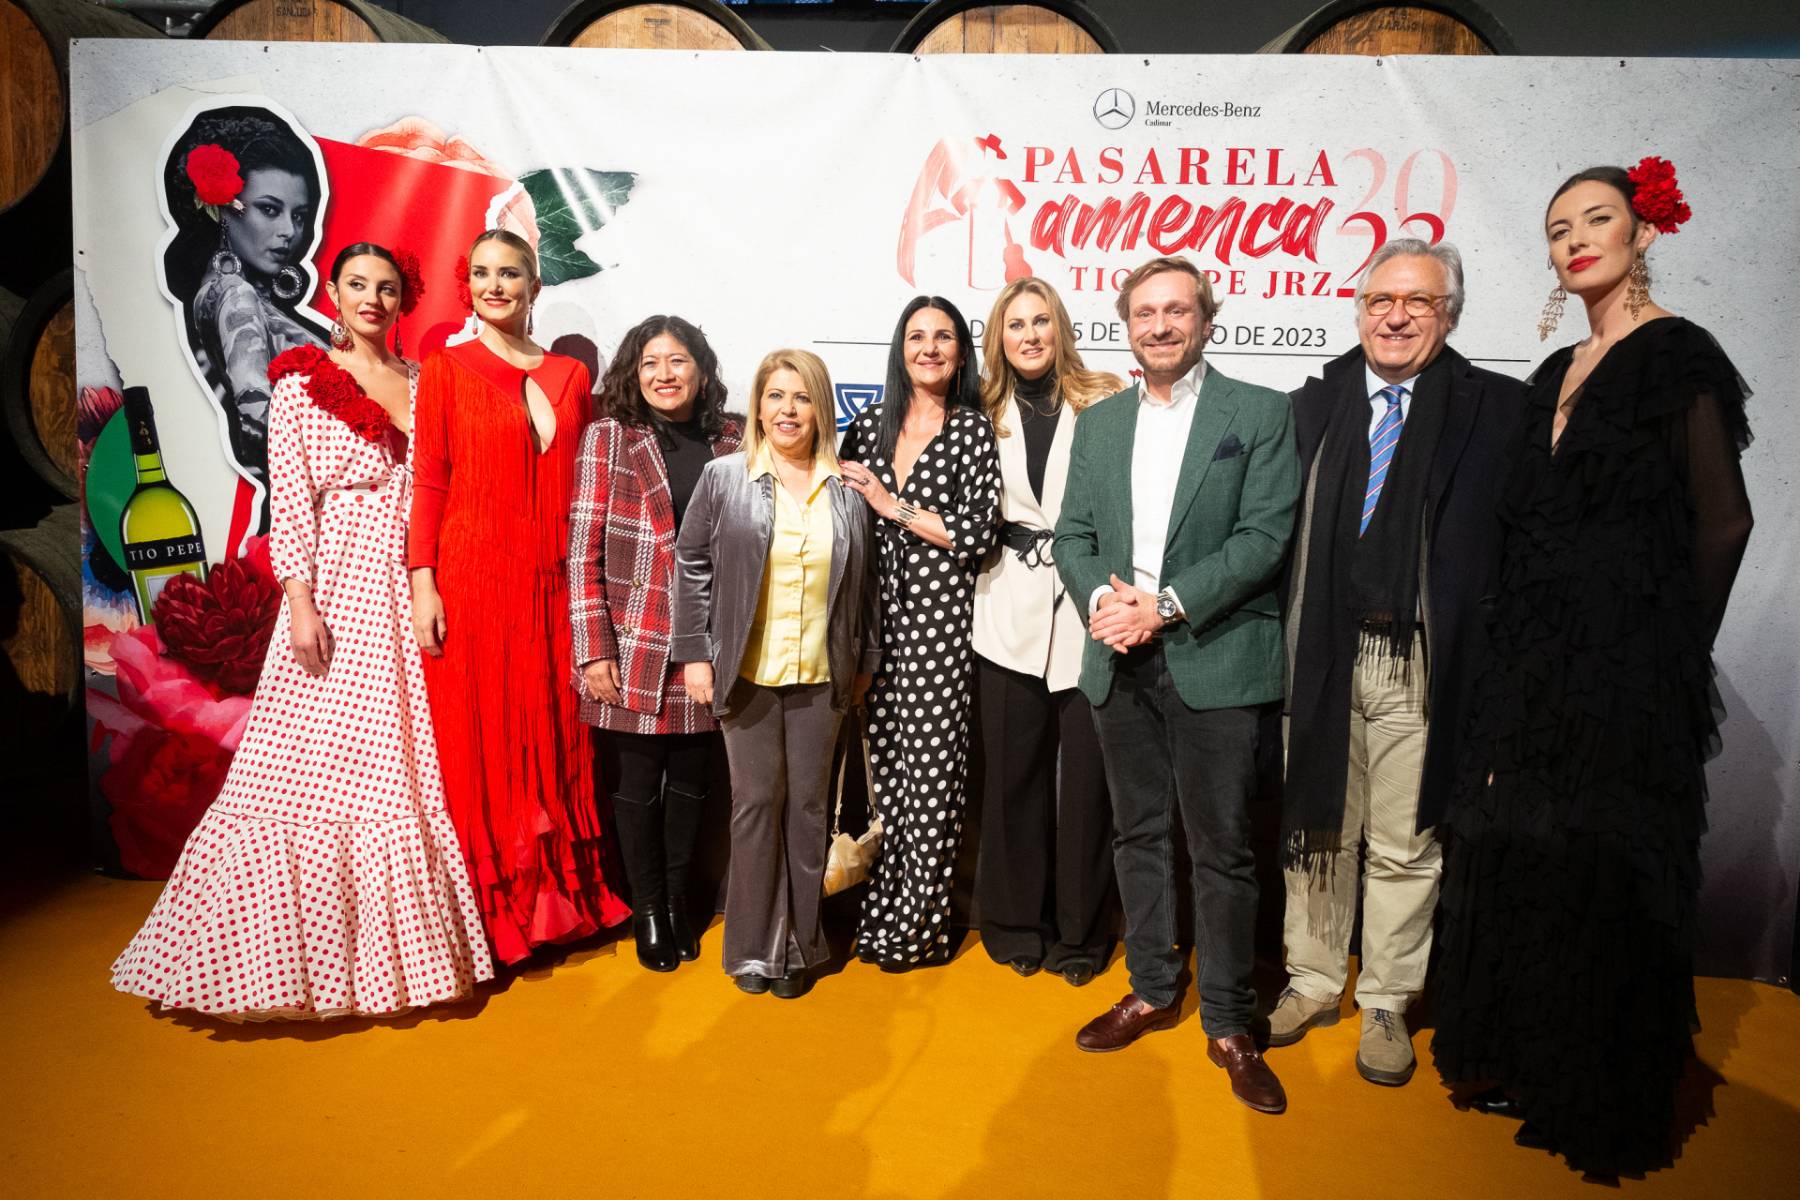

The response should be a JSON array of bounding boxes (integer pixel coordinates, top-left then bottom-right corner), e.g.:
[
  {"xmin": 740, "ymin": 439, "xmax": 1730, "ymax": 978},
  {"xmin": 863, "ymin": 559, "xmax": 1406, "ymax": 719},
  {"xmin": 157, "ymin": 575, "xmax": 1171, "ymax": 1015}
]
[
  {"xmin": 840, "ymin": 296, "xmax": 1000, "ymax": 969},
  {"xmin": 112, "ymin": 245, "xmax": 493, "ymax": 1019}
]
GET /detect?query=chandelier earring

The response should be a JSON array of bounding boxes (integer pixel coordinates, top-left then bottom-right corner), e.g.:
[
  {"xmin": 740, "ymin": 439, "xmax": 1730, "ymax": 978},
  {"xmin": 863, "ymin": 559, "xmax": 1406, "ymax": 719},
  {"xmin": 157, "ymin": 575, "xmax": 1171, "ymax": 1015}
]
[
  {"xmin": 1626, "ymin": 253, "xmax": 1652, "ymax": 321},
  {"xmin": 1537, "ymin": 283, "xmax": 1566, "ymax": 342},
  {"xmin": 526, "ymin": 304, "xmax": 535, "ymax": 337},
  {"xmin": 391, "ymin": 325, "xmax": 404, "ymax": 358},
  {"xmin": 329, "ymin": 318, "xmax": 351, "ymax": 350}
]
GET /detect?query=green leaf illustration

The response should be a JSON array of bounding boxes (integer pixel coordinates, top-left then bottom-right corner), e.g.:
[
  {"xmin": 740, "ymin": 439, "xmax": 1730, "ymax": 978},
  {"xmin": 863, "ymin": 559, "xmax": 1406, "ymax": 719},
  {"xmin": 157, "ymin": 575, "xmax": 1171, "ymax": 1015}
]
[{"xmin": 518, "ymin": 167, "xmax": 637, "ymax": 287}]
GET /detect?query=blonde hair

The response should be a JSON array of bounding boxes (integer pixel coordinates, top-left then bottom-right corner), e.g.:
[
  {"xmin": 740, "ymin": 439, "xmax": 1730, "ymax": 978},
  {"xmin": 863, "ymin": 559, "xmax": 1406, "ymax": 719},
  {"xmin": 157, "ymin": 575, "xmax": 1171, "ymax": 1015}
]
[
  {"xmin": 744, "ymin": 348, "xmax": 840, "ymax": 471},
  {"xmin": 979, "ymin": 278, "xmax": 1125, "ymax": 436},
  {"xmin": 1113, "ymin": 255, "xmax": 1221, "ymax": 323}
]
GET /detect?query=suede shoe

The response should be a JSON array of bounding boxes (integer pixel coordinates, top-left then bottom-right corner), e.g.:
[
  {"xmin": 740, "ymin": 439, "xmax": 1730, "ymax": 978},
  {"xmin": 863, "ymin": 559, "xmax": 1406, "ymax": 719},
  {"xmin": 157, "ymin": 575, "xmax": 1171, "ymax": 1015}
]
[
  {"xmin": 1356, "ymin": 1008, "xmax": 1416, "ymax": 1086},
  {"xmin": 1075, "ymin": 993, "xmax": 1179, "ymax": 1053},
  {"xmin": 1265, "ymin": 986, "xmax": 1340, "ymax": 1047},
  {"xmin": 1207, "ymin": 1034, "xmax": 1288, "ymax": 1114}
]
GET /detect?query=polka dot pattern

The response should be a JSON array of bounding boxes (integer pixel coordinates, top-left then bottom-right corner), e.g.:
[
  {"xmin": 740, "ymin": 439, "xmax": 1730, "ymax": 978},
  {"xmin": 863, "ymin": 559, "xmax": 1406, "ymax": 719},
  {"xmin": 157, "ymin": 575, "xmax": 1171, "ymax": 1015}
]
[
  {"xmin": 111, "ymin": 366, "xmax": 495, "ymax": 1019},
  {"xmin": 841, "ymin": 404, "xmax": 1000, "ymax": 966}
]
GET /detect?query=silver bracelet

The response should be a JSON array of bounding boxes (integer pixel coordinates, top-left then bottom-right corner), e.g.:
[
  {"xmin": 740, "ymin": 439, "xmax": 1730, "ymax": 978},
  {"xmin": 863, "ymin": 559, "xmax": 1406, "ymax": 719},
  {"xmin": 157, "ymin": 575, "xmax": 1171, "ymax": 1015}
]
[{"xmin": 891, "ymin": 501, "xmax": 919, "ymax": 528}]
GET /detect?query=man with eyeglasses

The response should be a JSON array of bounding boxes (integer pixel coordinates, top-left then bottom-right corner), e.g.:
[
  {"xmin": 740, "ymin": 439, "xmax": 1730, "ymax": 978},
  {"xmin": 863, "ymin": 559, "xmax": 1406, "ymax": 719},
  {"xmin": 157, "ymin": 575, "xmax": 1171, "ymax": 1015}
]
[{"xmin": 1271, "ymin": 238, "xmax": 1523, "ymax": 1087}]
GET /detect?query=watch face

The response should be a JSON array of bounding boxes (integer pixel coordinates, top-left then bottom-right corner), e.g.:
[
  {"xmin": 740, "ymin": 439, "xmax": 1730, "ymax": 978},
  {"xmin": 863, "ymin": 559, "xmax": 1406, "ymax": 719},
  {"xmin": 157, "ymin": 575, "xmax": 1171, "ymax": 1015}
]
[{"xmin": 1157, "ymin": 595, "xmax": 1177, "ymax": 619}]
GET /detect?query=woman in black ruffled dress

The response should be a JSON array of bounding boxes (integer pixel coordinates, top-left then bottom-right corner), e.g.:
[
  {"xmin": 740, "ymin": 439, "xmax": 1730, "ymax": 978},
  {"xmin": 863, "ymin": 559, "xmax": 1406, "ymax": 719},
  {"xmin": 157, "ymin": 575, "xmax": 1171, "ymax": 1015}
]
[{"xmin": 1431, "ymin": 161, "xmax": 1754, "ymax": 1177}]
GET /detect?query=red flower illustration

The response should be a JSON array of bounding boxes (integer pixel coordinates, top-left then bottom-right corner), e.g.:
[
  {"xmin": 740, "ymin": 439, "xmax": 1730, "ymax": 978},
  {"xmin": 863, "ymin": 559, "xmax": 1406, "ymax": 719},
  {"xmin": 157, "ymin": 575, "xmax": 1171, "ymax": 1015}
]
[
  {"xmin": 1628, "ymin": 156, "xmax": 1691, "ymax": 234},
  {"xmin": 87, "ymin": 624, "xmax": 251, "ymax": 879},
  {"xmin": 153, "ymin": 553, "xmax": 282, "ymax": 696},
  {"xmin": 185, "ymin": 143, "xmax": 244, "ymax": 207}
]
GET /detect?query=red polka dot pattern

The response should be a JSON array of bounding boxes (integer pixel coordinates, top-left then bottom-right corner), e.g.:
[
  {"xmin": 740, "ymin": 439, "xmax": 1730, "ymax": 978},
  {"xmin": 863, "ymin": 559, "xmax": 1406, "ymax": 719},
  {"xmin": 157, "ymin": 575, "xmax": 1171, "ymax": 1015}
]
[{"xmin": 110, "ymin": 366, "xmax": 495, "ymax": 1019}]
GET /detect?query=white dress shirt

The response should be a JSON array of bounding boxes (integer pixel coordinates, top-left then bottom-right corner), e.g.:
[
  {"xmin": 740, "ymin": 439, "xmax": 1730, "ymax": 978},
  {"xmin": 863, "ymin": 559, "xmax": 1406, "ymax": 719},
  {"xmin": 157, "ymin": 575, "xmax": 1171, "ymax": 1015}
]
[
  {"xmin": 1364, "ymin": 364, "xmax": 1418, "ymax": 437},
  {"xmin": 1090, "ymin": 359, "xmax": 1206, "ymax": 617}
]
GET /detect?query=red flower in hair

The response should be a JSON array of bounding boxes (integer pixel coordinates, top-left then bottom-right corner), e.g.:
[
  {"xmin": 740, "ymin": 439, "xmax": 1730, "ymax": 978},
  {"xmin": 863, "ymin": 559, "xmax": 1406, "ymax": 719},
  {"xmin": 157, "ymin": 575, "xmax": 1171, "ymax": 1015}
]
[
  {"xmin": 454, "ymin": 255, "xmax": 472, "ymax": 310},
  {"xmin": 185, "ymin": 143, "xmax": 244, "ymax": 207},
  {"xmin": 1628, "ymin": 156, "xmax": 1691, "ymax": 234},
  {"xmin": 270, "ymin": 345, "xmax": 395, "ymax": 444},
  {"xmin": 393, "ymin": 248, "xmax": 426, "ymax": 316}
]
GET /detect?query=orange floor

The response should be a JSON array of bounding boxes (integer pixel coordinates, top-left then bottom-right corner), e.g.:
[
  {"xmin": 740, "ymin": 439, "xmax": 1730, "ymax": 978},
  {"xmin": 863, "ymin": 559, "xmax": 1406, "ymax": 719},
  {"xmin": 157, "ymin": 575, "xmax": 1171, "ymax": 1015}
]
[{"xmin": 4, "ymin": 869, "xmax": 1798, "ymax": 1199}]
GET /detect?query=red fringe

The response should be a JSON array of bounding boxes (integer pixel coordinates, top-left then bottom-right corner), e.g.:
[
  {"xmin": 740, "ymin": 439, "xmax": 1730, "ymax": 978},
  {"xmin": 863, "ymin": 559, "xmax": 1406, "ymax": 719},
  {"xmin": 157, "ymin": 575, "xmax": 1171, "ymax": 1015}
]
[{"xmin": 417, "ymin": 346, "xmax": 626, "ymax": 964}]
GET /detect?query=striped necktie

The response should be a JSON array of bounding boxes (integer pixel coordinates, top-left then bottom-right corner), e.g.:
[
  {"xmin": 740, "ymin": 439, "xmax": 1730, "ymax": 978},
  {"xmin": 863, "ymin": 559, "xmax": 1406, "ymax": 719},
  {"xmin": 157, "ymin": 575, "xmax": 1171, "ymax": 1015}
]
[{"xmin": 1361, "ymin": 385, "xmax": 1407, "ymax": 536}]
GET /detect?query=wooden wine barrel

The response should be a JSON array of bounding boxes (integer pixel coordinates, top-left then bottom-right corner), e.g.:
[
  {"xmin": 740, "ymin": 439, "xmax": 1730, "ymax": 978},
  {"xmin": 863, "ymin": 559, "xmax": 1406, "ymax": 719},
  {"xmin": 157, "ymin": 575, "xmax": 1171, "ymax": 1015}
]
[
  {"xmin": 0, "ymin": 503, "xmax": 83, "ymax": 738},
  {"xmin": 543, "ymin": 0, "xmax": 769, "ymax": 50},
  {"xmin": 0, "ymin": 0, "xmax": 153, "ymax": 220},
  {"xmin": 194, "ymin": 0, "xmax": 447, "ymax": 43},
  {"xmin": 896, "ymin": 1, "xmax": 1118, "ymax": 54},
  {"xmin": 1, "ymin": 270, "xmax": 78, "ymax": 501},
  {"xmin": 1260, "ymin": 1, "xmax": 1516, "ymax": 55}
]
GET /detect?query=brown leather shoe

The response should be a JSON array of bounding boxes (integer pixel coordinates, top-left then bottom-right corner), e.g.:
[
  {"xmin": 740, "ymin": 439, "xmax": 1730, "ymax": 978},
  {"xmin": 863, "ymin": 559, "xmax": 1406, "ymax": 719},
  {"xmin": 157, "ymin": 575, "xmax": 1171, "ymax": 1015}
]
[
  {"xmin": 1207, "ymin": 1034, "xmax": 1288, "ymax": 1114},
  {"xmin": 1075, "ymin": 993, "xmax": 1179, "ymax": 1053}
]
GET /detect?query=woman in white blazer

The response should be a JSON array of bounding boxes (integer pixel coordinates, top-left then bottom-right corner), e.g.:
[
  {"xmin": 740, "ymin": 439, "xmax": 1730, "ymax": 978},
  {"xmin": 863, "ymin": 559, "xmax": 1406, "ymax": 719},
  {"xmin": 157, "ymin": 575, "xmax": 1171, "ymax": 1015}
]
[{"xmin": 971, "ymin": 277, "xmax": 1125, "ymax": 986}]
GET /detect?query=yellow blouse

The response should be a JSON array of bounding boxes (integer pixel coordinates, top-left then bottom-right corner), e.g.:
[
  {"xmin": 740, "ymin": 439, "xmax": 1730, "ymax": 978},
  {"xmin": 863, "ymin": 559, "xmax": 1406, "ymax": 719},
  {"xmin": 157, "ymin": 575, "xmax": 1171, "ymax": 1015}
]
[{"xmin": 740, "ymin": 443, "xmax": 839, "ymax": 686}]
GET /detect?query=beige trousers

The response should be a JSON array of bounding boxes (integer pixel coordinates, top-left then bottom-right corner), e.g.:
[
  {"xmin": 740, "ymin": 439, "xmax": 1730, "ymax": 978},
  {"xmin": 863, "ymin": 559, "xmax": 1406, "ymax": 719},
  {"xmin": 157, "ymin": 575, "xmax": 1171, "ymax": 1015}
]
[{"xmin": 1283, "ymin": 637, "xmax": 1441, "ymax": 1011}]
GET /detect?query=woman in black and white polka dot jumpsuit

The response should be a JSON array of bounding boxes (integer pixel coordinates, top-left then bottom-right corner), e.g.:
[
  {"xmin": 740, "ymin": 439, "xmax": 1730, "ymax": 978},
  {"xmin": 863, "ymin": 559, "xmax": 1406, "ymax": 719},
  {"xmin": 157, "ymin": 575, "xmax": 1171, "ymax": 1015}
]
[{"xmin": 840, "ymin": 296, "xmax": 1000, "ymax": 968}]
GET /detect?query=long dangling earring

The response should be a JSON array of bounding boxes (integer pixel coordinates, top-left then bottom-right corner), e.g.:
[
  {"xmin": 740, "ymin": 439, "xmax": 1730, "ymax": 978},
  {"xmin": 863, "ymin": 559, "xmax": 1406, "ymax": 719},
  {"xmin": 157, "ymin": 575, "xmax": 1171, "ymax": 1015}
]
[
  {"xmin": 272, "ymin": 266, "xmax": 306, "ymax": 302},
  {"xmin": 329, "ymin": 319, "xmax": 351, "ymax": 350},
  {"xmin": 391, "ymin": 324, "xmax": 404, "ymax": 359},
  {"xmin": 1537, "ymin": 283, "xmax": 1566, "ymax": 342},
  {"xmin": 526, "ymin": 304, "xmax": 535, "ymax": 336},
  {"xmin": 210, "ymin": 225, "xmax": 241, "ymax": 277},
  {"xmin": 1626, "ymin": 253, "xmax": 1651, "ymax": 321}
]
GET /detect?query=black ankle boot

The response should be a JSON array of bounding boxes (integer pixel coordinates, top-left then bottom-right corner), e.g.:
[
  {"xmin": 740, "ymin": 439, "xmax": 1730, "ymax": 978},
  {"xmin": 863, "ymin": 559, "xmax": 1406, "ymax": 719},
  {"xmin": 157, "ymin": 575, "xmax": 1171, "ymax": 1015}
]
[
  {"xmin": 631, "ymin": 906, "xmax": 679, "ymax": 973},
  {"xmin": 614, "ymin": 794, "xmax": 677, "ymax": 972},
  {"xmin": 663, "ymin": 785, "xmax": 708, "ymax": 962}
]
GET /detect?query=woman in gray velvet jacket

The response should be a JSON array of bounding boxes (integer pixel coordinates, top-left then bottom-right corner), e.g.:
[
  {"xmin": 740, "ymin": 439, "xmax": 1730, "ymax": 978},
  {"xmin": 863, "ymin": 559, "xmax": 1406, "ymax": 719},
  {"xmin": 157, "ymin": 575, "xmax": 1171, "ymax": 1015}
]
[{"xmin": 671, "ymin": 348, "xmax": 880, "ymax": 998}]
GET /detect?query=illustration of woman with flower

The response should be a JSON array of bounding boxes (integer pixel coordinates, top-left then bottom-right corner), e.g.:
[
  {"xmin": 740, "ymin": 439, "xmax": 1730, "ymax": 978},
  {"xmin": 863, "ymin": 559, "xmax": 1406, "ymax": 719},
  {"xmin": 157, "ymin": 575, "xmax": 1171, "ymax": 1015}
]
[
  {"xmin": 1430, "ymin": 159, "xmax": 1754, "ymax": 1176},
  {"xmin": 160, "ymin": 105, "xmax": 328, "ymax": 504},
  {"xmin": 112, "ymin": 242, "xmax": 494, "ymax": 1020}
]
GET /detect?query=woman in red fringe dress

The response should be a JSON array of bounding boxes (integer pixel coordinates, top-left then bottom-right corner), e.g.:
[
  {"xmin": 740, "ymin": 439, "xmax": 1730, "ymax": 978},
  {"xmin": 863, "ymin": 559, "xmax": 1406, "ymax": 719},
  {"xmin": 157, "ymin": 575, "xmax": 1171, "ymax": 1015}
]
[
  {"xmin": 409, "ymin": 229, "xmax": 629, "ymax": 963},
  {"xmin": 112, "ymin": 243, "xmax": 493, "ymax": 1018}
]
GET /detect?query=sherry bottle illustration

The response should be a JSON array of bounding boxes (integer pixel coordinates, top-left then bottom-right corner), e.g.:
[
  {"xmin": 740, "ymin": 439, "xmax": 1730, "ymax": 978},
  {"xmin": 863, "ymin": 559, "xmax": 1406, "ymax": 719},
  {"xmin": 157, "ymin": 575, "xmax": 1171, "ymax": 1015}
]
[{"xmin": 119, "ymin": 385, "xmax": 207, "ymax": 622}]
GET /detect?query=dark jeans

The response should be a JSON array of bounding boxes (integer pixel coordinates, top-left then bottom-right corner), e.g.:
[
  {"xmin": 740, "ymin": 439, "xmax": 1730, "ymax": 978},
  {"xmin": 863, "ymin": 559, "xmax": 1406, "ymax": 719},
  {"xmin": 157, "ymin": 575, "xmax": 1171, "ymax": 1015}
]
[
  {"xmin": 974, "ymin": 654, "xmax": 1116, "ymax": 970},
  {"xmin": 1092, "ymin": 644, "xmax": 1261, "ymax": 1037}
]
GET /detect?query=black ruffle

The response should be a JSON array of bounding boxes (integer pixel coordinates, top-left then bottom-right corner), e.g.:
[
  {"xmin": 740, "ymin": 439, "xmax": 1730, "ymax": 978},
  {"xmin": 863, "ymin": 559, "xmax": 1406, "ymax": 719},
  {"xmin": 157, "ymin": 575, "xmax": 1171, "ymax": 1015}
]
[{"xmin": 1431, "ymin": 318, "xmax": 1751, "ymax": 1177}]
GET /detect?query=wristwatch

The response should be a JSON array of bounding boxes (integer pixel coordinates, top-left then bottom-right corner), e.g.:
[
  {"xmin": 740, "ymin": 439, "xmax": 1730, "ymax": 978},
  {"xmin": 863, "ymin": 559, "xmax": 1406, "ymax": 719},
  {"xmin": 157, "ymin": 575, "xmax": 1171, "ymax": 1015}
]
[{"xmin": 1155, "ymin": 587, "xmax": 1181, "ymax": 627}]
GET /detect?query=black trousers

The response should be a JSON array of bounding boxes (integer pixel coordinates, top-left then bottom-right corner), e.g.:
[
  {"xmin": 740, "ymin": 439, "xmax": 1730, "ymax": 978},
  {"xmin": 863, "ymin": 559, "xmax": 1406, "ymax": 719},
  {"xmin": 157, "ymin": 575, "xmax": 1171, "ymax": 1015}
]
[
  {"xmin": 974, "ymin": 654, "xmax": 1116, "ymax": 970},
  {"xmin": 1091, "ymin": 644, "xmax": 1262, "ymax": 1038},
  {"xmin": 596, "ymin": 730, "xmax": 717, "ymax": 911}
]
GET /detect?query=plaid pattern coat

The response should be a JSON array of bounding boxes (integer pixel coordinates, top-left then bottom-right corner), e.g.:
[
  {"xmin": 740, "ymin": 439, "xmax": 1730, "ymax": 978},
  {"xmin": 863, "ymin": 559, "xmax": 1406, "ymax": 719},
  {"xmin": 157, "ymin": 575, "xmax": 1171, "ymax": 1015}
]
[{"xmin": 568, "ymin": 414, "xmax": 744, "ymax": 733}]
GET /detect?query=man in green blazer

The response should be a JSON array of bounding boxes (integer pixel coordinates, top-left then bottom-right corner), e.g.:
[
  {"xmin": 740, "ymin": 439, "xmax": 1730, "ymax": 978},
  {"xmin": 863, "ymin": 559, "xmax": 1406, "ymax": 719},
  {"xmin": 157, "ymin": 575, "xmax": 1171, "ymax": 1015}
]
[{"xmin": 1054, "ymin": 256, "xmax": 1299, "ymax": 1115}]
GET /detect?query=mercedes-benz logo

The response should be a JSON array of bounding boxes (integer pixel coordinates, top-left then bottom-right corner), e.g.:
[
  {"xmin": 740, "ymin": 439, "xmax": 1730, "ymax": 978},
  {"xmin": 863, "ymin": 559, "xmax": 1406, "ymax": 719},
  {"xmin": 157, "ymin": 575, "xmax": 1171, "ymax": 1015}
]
[{"xmin": 1093, "ymin": 87, "xmax": 1135, "ymax": 130}]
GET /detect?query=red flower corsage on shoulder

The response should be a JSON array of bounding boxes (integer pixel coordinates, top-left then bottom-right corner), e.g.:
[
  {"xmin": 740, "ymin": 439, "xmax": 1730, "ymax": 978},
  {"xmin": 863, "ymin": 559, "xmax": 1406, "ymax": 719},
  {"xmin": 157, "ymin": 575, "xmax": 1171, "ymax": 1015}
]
[
  {"xmin": 268, "ymin": 345, "xmax": 395, "ymax": 444},
  {"xmin": 1628, "ymin": 156, "xmax": 1692, "ymax": 233}
]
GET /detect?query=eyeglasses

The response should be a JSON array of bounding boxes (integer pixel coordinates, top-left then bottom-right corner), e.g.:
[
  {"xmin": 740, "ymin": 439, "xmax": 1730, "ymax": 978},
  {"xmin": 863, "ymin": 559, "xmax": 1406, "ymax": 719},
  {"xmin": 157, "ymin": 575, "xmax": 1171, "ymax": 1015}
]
[{"xmin": 1359, "ymin": 292, "xmax": 1448, "ymax": 317}]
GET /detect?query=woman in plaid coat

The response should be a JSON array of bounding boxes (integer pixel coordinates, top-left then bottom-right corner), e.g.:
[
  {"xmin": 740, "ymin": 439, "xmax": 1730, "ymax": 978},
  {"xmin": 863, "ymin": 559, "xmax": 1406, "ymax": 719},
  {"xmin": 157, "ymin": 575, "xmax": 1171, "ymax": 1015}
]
[{"xmin": 569, "ymin": 315, "xmax": 743, "ymax": 971}]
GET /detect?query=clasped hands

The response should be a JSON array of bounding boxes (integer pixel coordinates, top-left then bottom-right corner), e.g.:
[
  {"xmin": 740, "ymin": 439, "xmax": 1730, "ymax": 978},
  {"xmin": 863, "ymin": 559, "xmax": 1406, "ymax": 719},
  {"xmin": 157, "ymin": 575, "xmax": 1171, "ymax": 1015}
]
[{"xmin": 1090, "ymin": 572, "xmax": 1166, "ymax": 653}]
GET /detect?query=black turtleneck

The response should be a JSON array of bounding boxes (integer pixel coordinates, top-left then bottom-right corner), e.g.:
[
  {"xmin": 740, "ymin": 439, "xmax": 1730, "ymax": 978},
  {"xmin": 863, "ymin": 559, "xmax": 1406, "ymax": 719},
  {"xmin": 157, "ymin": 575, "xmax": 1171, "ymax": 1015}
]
[
  {"xmin": 655, "ymin": 414, "xmax": 711, "ymax": 530},
  {"xmin": 1012, "ymin": 368, "xmax": 1059, "ymax": 502}
]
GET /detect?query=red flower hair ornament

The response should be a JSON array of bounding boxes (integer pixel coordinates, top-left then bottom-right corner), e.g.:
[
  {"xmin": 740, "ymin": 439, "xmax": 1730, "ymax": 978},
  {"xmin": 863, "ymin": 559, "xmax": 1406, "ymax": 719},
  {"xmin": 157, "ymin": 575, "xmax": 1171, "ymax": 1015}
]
[
  {"xmin": 185, "ymin": 143, "xmax": 244, "ymax": 214},
  {"xmin": 393, "ymin": 248, "xmax": 426, "ymax": 316},
  {"xmin": 454, "ymin": 255, "xmax": 472, "ymax": 310},
  {"xmin": 1628, "ymin": 156, "xmax": 1692, "ymax": 234}
]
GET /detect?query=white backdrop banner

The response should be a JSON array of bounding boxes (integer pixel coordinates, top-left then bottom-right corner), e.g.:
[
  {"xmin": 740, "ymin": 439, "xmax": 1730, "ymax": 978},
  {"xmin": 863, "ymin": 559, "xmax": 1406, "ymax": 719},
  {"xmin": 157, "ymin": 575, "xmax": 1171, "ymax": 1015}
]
[{"xmin": 69, "ymin": 42, "xmax": 1800, "ymax": 981}]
